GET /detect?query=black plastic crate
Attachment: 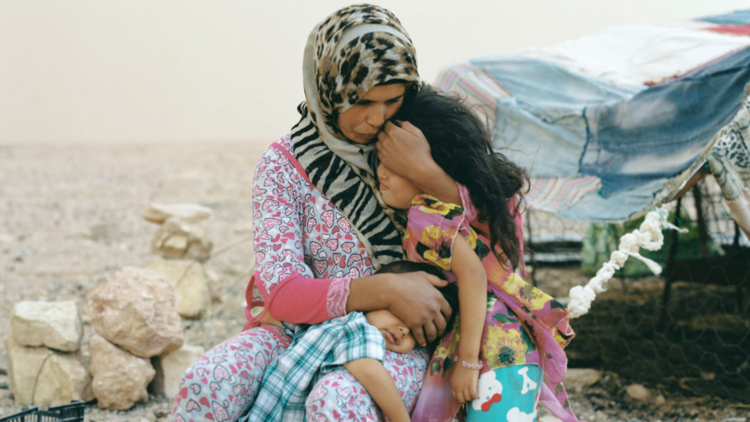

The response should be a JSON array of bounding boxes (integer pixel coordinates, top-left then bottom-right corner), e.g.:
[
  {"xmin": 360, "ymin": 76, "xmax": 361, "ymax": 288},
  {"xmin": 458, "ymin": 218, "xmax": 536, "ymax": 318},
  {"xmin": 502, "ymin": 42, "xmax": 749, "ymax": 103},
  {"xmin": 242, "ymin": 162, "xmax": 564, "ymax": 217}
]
[{"xmin": 0, "ymin": 400, "xmax": 85, "ymax": 422}]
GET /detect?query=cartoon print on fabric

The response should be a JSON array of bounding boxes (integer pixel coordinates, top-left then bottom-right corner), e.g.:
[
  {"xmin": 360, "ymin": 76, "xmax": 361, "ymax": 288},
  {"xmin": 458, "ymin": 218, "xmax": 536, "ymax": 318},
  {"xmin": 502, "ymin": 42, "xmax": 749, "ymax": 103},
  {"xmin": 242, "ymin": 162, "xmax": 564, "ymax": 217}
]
[{"xmin": 469, "ymin": 365, "xmax": 543, "ymax": 422}]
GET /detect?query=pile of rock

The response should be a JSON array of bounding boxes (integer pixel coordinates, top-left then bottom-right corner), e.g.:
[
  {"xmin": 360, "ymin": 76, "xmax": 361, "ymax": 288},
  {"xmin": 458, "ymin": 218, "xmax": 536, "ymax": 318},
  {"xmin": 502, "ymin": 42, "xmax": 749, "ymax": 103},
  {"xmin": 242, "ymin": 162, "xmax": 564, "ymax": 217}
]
[
  {"xmin": 86, "ymin": 267, "xmax": 204, "ymax": 409},
  {"xmin": 5, "ymin": 301, "xmax": 93, "ymax": 407},
  {"xmin": 143, "ymin": 203, "xmax": 218, "ymax": 319},
  {"xmin": 144, "ymin": 203, "xmax": 213, "ymax": 262}
]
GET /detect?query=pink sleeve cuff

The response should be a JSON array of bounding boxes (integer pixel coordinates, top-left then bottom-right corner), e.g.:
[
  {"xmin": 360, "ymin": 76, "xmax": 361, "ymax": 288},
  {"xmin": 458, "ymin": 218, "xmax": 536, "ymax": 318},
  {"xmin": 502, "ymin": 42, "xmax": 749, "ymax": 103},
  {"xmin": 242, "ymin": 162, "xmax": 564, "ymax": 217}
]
[
  {"xmin": 326, "ymin": 276, "xmax": 353, "ymax": 318},
  {"xmin": 265, "ymin": 273, "xmax": 353, "ymax": 324}
]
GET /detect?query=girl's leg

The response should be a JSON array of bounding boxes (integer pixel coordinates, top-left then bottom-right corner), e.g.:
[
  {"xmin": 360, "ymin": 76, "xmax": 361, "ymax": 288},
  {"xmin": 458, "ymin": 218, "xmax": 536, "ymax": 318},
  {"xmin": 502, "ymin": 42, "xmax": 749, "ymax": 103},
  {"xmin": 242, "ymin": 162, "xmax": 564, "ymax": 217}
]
[
  {"xmin": 305, "ymin": 348, "xmax": 429, "ymax": 421},
  {"xmin": 171, "ymin": 325, "xmax": 290, "ymax": 422}
]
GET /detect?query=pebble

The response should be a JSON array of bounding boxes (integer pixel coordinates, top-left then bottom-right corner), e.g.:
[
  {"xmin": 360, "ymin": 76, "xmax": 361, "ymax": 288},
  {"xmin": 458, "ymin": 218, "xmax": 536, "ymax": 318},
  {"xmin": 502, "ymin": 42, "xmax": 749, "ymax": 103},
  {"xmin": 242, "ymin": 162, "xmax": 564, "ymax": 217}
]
[{"xmin": 626, "ymin": 384, "xmax": 650, "ymax": 401}]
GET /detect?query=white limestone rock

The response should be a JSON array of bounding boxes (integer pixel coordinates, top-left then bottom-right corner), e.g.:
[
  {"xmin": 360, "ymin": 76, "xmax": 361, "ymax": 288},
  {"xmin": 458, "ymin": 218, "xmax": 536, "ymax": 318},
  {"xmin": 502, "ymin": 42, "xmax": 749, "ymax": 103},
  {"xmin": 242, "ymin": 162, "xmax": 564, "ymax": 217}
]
[
  {"xmin": 151, "ymin": 344, "xmax": 205, "ymax": 398},
  {"xmin": 11, "ymin": 301, "xmax": 83, "ymax": 352},
  {"xmin": 5, "ymin": 336, "xmax": 93, "ymax": 407},
  {"xmin": 146, "ymin": 259, "xmax": 211, "ymax": 319},
  {"xmin": 205, "ymin": 268, "xmax": 223, "ymax": 304},
  {"xmin": 150, "ymin": 217, "xmax": 213, "ymax": 262},
  {"xmin": 564, "ymin": 368, "xmax": 602, "ymax": 391},
  {"xmin": 87, "ymin": 266, "xmax": 184, "ymax": 358},
  {"xmin": 89, "ymin": 334, "xmax": 155, "ymax": 410},
  {"xmin": 142, "ymin": 203, "xmax": 213, "ymax": 225}
]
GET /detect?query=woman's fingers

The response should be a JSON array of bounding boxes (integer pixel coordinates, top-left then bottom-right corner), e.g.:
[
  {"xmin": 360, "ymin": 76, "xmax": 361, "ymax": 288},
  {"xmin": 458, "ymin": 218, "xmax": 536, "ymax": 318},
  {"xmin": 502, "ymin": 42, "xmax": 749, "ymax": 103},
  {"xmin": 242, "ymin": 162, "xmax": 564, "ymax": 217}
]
[
  {"xmin": 411, "ymin": 325, "xmax": 427, "ymax": 349},
  {"xmin": 422, "ymin": 320, "xmax": 438, "ymax": 345},
  {"xmin": 377, "ymin": 120, "xmax": 432, "ymax": 182},
  {"xmin": 387, "ymin": 271, "xmax": 451, "ymax": 346},
  {"xmin": 396, "ymin": 120, "xmax": 425, "ymax": 138},
  {"xmin": 424, "ymin": 272, "xmax": 448, "ymax": 287}
]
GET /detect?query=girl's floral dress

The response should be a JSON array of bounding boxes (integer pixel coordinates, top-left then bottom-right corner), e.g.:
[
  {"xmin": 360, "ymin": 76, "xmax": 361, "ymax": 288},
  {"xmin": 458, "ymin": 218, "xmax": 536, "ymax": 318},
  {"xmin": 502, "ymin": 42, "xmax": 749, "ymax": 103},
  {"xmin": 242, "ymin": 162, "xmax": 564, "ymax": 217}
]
[{"xmin": 405, "ymin": 195, "xmax": 579, "ymax": 422}]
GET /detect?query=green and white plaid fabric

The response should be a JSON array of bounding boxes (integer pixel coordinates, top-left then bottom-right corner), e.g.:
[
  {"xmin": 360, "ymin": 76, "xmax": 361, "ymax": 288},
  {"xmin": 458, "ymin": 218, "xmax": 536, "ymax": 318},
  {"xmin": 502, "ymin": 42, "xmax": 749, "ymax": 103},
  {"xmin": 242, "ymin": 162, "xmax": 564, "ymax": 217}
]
[{"xmin": 243, "ymin": 312, "xmax": 385, "ymax": 422}]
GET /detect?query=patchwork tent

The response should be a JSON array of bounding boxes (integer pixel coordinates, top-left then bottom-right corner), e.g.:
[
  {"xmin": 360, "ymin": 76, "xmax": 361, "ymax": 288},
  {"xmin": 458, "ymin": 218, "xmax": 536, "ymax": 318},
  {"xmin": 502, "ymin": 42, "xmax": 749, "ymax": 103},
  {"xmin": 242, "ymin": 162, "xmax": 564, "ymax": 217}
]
[{"xmin": 435, "ymin": 9, "xmax": 750, "ymax": 239}]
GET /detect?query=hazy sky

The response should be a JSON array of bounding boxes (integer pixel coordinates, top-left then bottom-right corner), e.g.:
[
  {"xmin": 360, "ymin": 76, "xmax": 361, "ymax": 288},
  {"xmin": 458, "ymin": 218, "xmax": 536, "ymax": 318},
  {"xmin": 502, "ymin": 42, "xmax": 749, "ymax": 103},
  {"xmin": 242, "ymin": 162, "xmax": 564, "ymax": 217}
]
[{"xmin": 1, "ymin": 1, "xmax": 749, "ymax": 144}]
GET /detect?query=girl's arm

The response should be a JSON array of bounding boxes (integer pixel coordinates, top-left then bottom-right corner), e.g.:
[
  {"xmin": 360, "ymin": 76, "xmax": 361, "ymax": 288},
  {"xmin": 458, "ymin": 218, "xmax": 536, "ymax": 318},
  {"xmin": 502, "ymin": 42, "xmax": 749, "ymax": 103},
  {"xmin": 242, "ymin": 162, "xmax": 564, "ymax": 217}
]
[
  {"xmin": 450, "ymin": 234, "xmax": 488, "ymax": 404},
  {"xmin": 343, "ymin": 359, "xmax": 411, "ymax": 422}
]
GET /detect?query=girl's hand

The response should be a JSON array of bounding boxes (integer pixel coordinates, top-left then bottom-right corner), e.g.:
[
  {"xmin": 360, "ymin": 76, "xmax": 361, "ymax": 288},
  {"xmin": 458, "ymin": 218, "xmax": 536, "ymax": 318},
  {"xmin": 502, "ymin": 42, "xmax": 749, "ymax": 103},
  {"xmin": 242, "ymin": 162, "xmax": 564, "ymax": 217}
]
[
  {"xmin": 377, "ymin": 121, "xmax": 436, "ymax": 184},
  {"xmin": 451, "ymin": 364, "xmax": 479, "ymax": 404},
  {"xmin": 386, "ymin": 271, "xmax": 452, "ymax": 347}
]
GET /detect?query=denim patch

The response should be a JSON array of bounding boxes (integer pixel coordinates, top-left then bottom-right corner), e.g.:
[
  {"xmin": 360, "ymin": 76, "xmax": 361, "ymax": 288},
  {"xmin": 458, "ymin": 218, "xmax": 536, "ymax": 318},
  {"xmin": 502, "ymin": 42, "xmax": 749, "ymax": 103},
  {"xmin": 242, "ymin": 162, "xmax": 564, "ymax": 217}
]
[{"xmin": 580, "ymin": 46, "xmax": 750, "ymax": 197}]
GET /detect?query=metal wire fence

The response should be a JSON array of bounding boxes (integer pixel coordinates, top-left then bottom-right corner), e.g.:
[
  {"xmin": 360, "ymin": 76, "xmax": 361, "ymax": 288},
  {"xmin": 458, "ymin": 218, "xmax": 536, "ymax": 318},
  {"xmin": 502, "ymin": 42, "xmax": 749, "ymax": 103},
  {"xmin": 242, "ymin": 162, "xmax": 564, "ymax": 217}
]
[{"xmin": 525, "ymin": 178, "xmax": 750, "ymax": 403}]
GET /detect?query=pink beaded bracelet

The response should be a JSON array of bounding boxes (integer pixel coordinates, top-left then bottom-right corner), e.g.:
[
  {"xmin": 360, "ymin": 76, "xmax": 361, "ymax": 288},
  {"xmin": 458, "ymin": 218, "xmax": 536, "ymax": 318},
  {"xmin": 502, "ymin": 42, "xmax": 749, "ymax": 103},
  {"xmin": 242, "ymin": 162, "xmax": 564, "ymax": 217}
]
[{"xmin": 453, "ymin": 357, "xmax": 484, "ymax": 370}]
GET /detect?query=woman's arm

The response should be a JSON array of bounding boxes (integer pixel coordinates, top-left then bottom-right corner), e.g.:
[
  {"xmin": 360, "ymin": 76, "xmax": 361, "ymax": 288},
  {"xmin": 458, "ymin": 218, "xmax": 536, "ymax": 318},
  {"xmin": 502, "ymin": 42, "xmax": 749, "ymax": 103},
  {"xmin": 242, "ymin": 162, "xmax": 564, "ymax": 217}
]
[
  {"xmin": 449, "ymin": 235, "xmax": 487, "ymax": 404},
  {"xmin": 343, "ymin": 359, "xmax": 411, "ymax": 422},
  {"xmin": 254, "ymin": 144, "xmax": 453, "ymax": 332},
  {"xmin": 253, "ymin": 146, "xmax": 344, "ymax": 324},
  {"xmin": 377, "ymin": 121, "xmax": 461, "ymax": 205}
]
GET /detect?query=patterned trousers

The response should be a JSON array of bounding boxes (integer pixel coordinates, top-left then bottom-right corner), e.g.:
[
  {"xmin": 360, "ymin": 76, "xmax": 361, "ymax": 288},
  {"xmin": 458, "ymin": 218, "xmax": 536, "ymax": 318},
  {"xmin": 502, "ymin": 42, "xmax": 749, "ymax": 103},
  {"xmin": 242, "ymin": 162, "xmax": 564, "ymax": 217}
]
[{"xmin": 171, "ymin": 325, "xmax": 429, "ymax": 422}]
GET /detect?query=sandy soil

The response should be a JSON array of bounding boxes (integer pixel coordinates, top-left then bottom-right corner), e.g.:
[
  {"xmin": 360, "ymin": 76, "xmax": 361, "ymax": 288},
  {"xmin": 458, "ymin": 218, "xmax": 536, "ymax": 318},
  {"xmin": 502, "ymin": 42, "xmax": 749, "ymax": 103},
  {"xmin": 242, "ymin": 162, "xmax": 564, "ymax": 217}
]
[{"xmin": 0, "ymin": 141, "xmax": 748, "ymax": 421}]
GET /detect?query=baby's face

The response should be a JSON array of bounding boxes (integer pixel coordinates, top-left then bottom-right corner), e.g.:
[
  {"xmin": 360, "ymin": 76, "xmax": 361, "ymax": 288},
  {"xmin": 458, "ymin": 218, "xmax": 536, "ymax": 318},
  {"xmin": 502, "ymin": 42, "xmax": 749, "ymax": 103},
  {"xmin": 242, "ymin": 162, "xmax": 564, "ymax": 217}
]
[
  {"xmin": 376, "ymin": 162, "xmax": 423, "ymax": 210},
  {"xmin": 365, "ymin": 309, "xmax": 416, "ymax": 354}
]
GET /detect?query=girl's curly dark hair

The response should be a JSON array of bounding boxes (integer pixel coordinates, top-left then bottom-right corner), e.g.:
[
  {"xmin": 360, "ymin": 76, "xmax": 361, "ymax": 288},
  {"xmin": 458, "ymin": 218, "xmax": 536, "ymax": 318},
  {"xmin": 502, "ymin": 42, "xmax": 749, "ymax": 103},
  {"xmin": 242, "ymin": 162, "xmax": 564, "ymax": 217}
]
[{"xmin": 392, "ymin": 85, "xmax": 529, "ymax": 269}]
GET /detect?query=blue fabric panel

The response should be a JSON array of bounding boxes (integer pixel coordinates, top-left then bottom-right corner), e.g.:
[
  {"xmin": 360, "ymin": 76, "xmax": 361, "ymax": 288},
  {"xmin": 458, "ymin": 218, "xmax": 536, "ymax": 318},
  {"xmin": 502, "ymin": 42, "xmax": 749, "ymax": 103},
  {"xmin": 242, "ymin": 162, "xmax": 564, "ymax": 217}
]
[
  {"xmin": 472, "ymin": 56, "xmax": 640, "ymax": 177},
  {"xmin": 698, "ymin": 9, "xmax": 750, "ymax": 25},
  {"xmin": 580, "ymin": 46, "xmax": 750, "ymax": 197},
  {"xmin": 557, "ymin": 178, "xmax": 667, "ymax": 222}
]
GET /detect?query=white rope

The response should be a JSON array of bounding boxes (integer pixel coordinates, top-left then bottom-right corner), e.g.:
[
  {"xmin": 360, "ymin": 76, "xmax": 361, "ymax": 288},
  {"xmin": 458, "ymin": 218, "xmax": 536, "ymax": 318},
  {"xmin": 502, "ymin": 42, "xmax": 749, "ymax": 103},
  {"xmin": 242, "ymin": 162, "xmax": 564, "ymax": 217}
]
[{"xmin": 568, "ymin": 206, "xmax": 688, "ymax": 318}]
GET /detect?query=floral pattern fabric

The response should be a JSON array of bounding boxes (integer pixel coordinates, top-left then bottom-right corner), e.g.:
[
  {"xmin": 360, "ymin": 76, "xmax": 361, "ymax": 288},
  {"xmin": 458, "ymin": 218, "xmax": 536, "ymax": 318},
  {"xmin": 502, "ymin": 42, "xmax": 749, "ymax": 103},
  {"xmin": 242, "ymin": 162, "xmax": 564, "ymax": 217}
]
[{"xmin": 405, "ymin": 195, "xmax": 580, "ymax": 422}]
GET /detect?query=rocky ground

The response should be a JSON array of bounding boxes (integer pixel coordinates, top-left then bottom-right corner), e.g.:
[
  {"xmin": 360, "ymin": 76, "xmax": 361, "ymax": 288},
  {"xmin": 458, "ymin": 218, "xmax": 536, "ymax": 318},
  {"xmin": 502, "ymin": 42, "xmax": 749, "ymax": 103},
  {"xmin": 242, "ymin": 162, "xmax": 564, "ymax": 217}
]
[{"xmin": 0, "ymin": 142, "xmax": 748, "ymax": 421}]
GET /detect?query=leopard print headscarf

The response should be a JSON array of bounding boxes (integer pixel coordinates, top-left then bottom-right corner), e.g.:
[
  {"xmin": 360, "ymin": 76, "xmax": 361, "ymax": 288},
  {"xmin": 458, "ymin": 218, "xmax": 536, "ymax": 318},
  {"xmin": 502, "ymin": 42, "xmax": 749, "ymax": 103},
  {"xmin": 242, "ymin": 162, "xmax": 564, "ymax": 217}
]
[{"xmin": 291, "ymin": 4, "xmax": 420, "ymax": 268}]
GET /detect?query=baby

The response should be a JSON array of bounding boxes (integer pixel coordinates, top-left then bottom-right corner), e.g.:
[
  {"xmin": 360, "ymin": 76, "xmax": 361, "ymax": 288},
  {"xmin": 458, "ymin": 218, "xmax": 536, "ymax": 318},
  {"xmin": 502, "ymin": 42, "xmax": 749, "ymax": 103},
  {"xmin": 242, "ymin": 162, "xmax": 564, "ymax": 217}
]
[{"xmin": 244, "ymin": 261, "xmax": 457, "ymax": 422}]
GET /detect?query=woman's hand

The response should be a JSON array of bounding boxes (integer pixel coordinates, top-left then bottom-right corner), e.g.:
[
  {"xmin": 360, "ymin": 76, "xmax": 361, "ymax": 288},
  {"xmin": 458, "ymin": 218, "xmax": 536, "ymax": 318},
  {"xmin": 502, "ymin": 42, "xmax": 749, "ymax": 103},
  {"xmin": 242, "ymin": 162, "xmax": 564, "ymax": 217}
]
[
  {"xmin": 386, "ymin": 271, "xmax": 452, "ymax": 347},
  {"xmin": 451, "ymin": 365, "xmax": 479, "ymax": 404},
  {"xmin": 377, "ymin": 121, "xmax": 461, "ymax": 205},
  {"xmin": 377, "ymin": 121, "xmax": 434, "ymax": 183}
]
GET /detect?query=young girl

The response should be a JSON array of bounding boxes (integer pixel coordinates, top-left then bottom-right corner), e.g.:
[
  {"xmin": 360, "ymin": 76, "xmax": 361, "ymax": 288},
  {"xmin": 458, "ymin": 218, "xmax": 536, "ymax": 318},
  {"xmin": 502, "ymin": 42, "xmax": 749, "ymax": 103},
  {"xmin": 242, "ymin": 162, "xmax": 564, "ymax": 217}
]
[
  {"xmin": 244, "ymin": 261, "xmax": 458, "ymax": 422},
  {"xmin": 377, "ymin": 85, "xmax": 579, "ymax": 422}
]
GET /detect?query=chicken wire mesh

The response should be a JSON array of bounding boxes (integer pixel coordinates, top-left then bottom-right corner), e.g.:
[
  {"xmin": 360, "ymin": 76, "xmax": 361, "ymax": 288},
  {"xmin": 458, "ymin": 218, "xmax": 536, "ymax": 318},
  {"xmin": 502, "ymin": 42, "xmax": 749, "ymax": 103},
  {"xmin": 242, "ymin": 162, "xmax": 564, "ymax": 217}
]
[{"xmin": 524, "ymin": 177, "xmax": 750, "ymax": 403}]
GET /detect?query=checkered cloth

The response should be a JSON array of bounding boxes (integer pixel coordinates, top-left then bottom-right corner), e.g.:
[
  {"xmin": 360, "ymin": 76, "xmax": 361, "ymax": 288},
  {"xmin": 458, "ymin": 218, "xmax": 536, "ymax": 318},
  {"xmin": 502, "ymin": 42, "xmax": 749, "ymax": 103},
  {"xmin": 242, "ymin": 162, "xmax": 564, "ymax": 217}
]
[{"xmin": 242, "ymin": 312, "xmax": 385, "ymax": 422}]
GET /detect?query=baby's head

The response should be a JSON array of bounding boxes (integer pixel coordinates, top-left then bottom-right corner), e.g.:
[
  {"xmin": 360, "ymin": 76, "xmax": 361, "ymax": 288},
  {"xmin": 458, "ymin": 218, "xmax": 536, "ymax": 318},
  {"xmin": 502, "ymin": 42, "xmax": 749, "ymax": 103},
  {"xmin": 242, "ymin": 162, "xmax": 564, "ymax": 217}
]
[{"xmin": 367, "ymin": 261, "xmax": 459, "ymax": 353}]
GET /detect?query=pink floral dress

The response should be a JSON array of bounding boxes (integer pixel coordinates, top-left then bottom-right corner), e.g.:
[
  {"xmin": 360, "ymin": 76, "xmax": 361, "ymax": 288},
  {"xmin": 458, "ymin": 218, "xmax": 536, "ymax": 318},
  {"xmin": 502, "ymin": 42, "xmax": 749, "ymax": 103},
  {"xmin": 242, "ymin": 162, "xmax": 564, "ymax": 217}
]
[{"xmin": 404, "ymin": 195, "xmax": 579, "ymax": 422}]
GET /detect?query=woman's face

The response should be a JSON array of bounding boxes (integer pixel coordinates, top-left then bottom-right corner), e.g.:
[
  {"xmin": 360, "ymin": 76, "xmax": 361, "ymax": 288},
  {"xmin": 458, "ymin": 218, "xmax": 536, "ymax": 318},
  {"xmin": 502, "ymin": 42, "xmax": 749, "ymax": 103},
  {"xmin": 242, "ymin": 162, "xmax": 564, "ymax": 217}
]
[
  {"xmin": 337, "ymin": 83, "xmax": 406, "ymax": 144},
  {"xmin": 377, "ymin": 162, "xmax": 422, "ymax": 209}
]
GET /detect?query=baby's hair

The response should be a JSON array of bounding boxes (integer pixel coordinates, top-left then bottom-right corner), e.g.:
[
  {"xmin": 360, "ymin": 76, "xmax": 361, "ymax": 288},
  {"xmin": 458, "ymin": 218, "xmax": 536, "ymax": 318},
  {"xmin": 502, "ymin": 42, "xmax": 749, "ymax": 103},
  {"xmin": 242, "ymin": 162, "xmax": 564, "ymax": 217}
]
[
  {"xmin": 376, "ymin": 261, "xmax": 458, "ymax": 354},
  {"xmin": 391, "ymin": 85, "xmax": 529, "ymax": 270}
]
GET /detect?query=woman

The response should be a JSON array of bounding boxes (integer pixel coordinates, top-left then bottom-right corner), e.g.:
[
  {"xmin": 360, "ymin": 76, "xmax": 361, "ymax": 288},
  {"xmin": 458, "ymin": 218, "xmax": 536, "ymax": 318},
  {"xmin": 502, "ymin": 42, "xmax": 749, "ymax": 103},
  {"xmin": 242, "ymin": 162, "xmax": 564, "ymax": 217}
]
[{"xmin": 172, "ymin": 5, "xmax": 470, "ymax": 421}]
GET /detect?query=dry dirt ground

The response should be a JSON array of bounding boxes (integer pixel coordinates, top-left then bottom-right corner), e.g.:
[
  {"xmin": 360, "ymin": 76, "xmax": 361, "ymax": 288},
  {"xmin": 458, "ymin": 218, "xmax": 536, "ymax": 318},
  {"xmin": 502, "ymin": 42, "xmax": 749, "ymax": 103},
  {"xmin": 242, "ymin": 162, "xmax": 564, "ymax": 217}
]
[{"xmin": 0, "ymin": 142, "xmax": 748, "ymax": 421}]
